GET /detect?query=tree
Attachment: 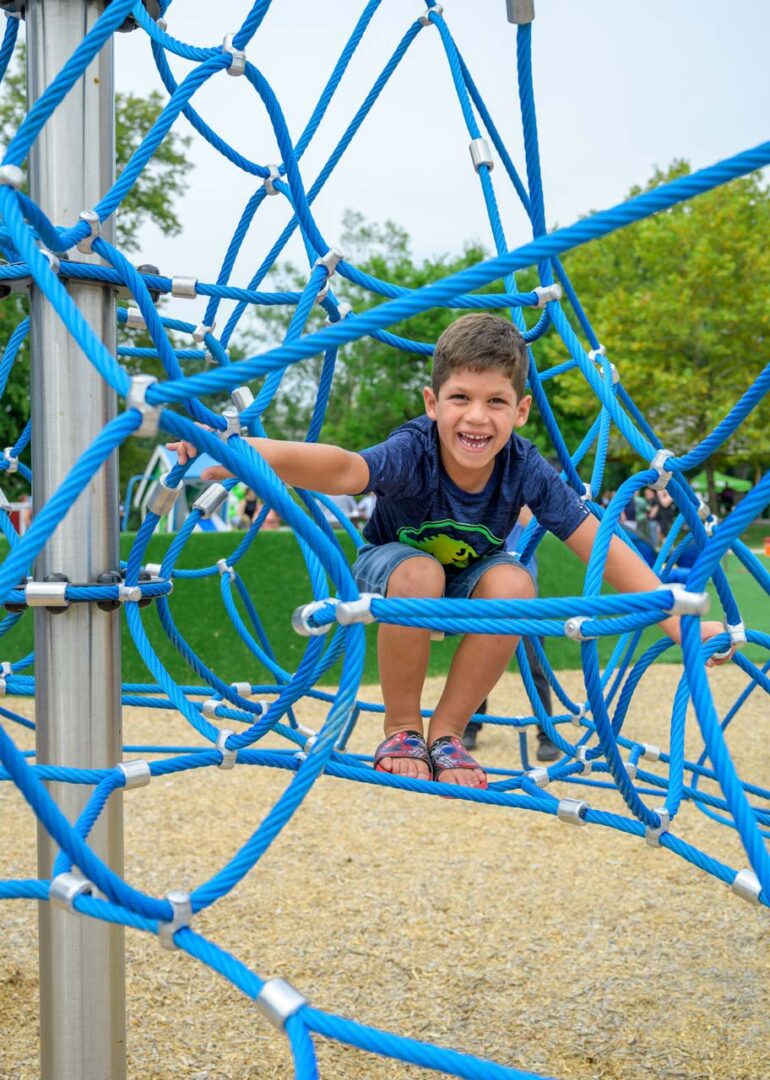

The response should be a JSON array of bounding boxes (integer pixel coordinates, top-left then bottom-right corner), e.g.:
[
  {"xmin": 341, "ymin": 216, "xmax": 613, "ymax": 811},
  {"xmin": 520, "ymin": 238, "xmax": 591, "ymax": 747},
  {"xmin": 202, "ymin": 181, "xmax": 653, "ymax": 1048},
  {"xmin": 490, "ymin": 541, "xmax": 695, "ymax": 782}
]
[
  {"xmin": 551, "ymin": 162, "xmax": 770, "ymax": 503},
  {"xmin": 0, "ymin": 49, "xmax": 192, "ymax": 497}
]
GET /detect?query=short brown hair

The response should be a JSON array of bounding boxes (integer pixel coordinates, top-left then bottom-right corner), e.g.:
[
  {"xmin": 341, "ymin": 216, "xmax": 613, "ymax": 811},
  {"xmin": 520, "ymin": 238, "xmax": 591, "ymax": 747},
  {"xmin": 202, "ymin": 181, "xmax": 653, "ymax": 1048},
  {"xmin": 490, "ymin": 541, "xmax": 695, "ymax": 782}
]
[{"xmin": 431, "ymin": 314, "xmax": 529, "ymax": 399}]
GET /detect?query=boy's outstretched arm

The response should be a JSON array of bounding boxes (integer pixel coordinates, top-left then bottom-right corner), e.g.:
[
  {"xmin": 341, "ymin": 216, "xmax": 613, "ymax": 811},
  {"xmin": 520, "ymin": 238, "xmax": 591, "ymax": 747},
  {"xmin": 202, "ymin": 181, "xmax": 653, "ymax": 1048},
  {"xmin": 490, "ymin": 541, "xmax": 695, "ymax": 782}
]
[
  {"xmin": 564, "ymin": 515, "xmax": 730, "ymax": 663},
  {"xmin": 170, "ymin": 435, "xmax": 370, "ymax": 496}
]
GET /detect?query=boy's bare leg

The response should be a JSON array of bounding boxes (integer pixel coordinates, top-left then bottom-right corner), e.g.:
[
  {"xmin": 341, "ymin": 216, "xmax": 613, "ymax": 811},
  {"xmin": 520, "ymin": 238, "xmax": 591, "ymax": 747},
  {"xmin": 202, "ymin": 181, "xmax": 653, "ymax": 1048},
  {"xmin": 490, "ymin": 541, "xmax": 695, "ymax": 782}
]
[
  {"xmin": 429, "ymin": 563, "xmax": 535, "ymax": 787},
  {"xmin": 376, "ymin": 555, "xmax": 445, "ymax": 780}
]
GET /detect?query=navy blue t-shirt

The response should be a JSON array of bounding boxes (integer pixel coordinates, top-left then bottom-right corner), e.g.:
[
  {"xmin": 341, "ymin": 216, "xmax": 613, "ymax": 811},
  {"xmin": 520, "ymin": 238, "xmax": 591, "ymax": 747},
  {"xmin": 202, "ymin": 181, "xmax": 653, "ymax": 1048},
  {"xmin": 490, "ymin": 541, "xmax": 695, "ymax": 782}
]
[{"xmin": 358, "ymin": 416, "xmax": 589, "ymax": 575}]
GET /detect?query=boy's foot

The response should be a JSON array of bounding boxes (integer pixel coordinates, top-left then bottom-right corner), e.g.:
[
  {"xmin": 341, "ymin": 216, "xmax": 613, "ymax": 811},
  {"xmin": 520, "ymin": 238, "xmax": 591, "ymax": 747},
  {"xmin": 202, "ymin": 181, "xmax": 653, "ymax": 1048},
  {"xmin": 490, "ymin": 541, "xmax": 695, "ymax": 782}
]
[
  {"xmin": 429, "ymin": 736, "xmax": 488, "ymax": 789},
  {"xmin": 373, "ymin": 730, "xmax": 431, "ymax": 781},
  {"xmin": 536, "ymin": 729, "xmax": 560, "ymax": 762}
]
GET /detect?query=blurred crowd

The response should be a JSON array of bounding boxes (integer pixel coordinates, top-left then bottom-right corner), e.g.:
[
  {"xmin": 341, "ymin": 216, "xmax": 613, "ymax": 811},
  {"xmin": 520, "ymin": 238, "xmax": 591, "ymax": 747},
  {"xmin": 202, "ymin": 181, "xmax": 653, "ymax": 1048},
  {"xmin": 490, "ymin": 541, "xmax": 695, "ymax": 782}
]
[{"xmin": 229, "ymin": 484, "xmax": 376, "ymax": 532}]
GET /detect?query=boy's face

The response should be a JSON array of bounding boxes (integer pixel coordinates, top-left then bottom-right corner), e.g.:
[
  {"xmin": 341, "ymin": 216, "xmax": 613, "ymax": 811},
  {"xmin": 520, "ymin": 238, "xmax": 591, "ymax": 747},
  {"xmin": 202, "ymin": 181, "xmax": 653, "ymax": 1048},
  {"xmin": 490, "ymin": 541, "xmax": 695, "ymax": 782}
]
[{"xmin": 423, "ymin": 368, "xmax": 531, "ymax": 488}]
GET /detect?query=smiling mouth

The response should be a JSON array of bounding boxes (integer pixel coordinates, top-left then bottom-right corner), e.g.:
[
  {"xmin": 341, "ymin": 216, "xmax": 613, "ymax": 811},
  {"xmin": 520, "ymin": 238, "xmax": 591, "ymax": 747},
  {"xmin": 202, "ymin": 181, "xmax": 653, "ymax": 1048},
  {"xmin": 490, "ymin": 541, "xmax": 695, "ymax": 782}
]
[{"xmin": 457, "ymin": 432, "xmax": 493, "ymax": 452}]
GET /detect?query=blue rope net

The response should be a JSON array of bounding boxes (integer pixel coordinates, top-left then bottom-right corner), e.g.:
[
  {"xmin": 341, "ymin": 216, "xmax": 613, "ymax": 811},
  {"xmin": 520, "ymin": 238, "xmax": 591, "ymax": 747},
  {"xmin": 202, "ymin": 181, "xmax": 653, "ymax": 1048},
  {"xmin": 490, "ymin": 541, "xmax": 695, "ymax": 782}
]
[{"xmin": 0, "ymin": 3, "xmax": 768, "ymax": 1076}]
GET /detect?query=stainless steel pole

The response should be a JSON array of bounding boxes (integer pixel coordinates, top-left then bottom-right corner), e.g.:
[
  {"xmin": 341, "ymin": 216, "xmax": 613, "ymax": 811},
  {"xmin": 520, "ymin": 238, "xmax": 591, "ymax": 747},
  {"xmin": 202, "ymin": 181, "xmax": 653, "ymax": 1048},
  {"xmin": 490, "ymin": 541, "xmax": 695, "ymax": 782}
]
[{"xmin": 27, "ymin": 1, "xmax": 125, "ymax": 1077}]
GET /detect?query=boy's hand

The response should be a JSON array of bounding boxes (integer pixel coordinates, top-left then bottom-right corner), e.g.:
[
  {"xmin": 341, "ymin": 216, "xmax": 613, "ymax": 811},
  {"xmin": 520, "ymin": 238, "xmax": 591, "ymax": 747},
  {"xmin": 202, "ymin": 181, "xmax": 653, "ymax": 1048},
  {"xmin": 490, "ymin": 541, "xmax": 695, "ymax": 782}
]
[
  {"xmin": 700, "ymin": 620, "xmax": 735, "ymax": 668},
  {"xmin": 166, "ymin": 433, "xmax": 234, "ymax": 483}
]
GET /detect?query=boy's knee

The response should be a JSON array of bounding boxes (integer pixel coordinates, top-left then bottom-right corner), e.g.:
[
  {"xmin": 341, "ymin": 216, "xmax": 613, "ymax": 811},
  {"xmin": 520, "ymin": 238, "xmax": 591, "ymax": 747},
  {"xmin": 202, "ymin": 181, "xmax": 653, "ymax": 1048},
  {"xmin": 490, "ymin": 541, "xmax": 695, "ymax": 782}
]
[
  {"xmin": 386, "ymin": 555, "xmax": 445, "ymax": 598},
  {"xmin": 472, "ymin": 563, "xmax": 535, "ymax": 601}
]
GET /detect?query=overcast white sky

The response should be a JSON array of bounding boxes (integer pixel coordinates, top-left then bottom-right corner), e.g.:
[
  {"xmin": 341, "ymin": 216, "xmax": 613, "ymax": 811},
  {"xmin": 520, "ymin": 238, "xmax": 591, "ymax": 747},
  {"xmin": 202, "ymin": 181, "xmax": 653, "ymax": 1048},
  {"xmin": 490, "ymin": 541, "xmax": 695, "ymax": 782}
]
[{"xmin": 113, "ymin": 0, "xmax": 769, "ymax": 324}]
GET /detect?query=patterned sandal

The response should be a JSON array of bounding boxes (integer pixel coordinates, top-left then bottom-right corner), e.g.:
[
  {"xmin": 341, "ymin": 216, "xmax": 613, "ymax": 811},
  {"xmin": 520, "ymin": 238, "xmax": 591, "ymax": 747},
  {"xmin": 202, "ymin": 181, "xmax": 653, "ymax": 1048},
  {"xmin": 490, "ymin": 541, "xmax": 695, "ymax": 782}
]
[
  {"xmin": 373, "ymin": 730, "xmax": 431, "ymax": 777},
  {"xmin": 429, "ymin": 735, "xmax": 488, "ymax": 789}
]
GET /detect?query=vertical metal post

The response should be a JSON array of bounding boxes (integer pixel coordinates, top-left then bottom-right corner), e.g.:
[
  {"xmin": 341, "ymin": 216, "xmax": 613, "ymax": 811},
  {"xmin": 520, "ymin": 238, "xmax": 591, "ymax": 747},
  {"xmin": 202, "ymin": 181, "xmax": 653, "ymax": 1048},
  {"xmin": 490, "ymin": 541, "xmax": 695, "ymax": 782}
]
[{"xmin": 27, "ymin": 1, "xmax": 125, "ymax": 1077}]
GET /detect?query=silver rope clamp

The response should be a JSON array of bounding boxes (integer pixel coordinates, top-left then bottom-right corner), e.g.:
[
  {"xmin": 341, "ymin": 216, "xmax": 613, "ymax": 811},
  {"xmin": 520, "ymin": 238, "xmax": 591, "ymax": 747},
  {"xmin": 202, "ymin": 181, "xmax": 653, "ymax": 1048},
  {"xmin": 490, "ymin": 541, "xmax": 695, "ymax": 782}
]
[
  {"xmin": 3, "ymin": 447, "xmax": 18, "ymax": 473},
  {"xmin": 0, "ymin": 677, "xmax": 6, "ymax": 697},
  {"xmin": 0, "ymin": 164, "xmax": 23, "ymax": 189},
  {"xmin": 192, "ymin": 321, "xmax": 216, "ymax": 343},
  {"xmin": 76, "ymin": 209, "xmax": 101, "ymax": 254},
  {"xmin": 526, "ymin": 766, "xmax": 549, "ymax": 788},
  {"xmin": 217, "ymin": 558, "xmax": 235, "ymax": 580},
  {"xmin": 625, "ymin": 760, "xmax": 638, "ymax": 780},
  {"xmin": 588, "ymin": 344, "xmax": 619, "ymax": 384},
  {"xmin": 641, "ymin": 743, "xmax": 661, "ymax": 761},
  {"xmin": 325, "ymin": 300, "xmax": 353, "ymax": 325},
  {"xmin": 192, "ymin": 483, "xmax": 228, "ymax": 519},
  {"xmin": 263, "ymin": 163, "xmax": 280, "ymax": 196},
  {"xmin": 696, "ymin": 496, "xmax": 711, "ymax": 521},
  {"xmin": 725, "ymin": 621, "xmax": 747, "ymax": 647},
  {"xmin": 649, "ymin": 448, "xmax": 674, "ymax": 491},
  {"xmin": 576, "ymin": 745, "xmax": 592, "ymax": 776},
  {"xmin": 418, "ymin": 4, "xmax": 443, "ymax": 25},
  {"xmin": 26, "ymin": 581, "xmax": 69, "ymax": 608},
  {"xmin": 118, "ymin": 584, "xmax": 143, "ymax": 603},
  {"xmin": 507, "ymin": 0, "xmax": 535, "ymax": 24},
  {"xmin": 222, "ymin": 33, "xmax": 246, "ymax": 76},
  {"xmin": 217, "ymin": 405, "xmax": 242, "ymax": 441},
  {"xmin": 256, "ymin": 978, "xmax": 308, "ymax": 1030},
  {"xmin": 557, "ymin": 798, "xmax": 588, "ymax": 826},
  {"xmin": 731, "ymin": 868, "xmax": 762, "ymax": 906},
  {"xmin": 171, "ymin": 275, "xmax": 197, "ymax": 298},
  {"xmin": 125, "ymin": 307, "xmax": 147, "ymax": 330},
  {"xmin": 581, "ymin": 483, "xmax": 592, "ymax": 502},
  {"xmin": 337, "ymin": 593, "xmax": 382, "ymax": 626},
  {"xmin": 659, "ymin": 582, "xmax": 709, "ymax": 617},
  {"xmin": 231, "ymin": 386, "xmax": 255, "ymax": 412},
  {"xmin": 117, "ymin": 759, "xmax": 151, "ymax": 789},
  {"xmin": 49, "ymin": 871, "xmax": 92, "ymax": 913},
  {"xmin": 127, "ymin": 374, "xmax": 160, "ymax": 437},
  {"xmin": 39, "ymin": 248, "xmax": 60, "ymax": 274},
  {"xmin": 533, "ymin": 283, "xmax": 562, "ymax": 307},
  {"xmin": 564, "ymin": 616, "xmax": 595, "ymax": 642},
  {"xmin": 216, "ymin": 728, "xmax": 238, "ymax": 770},
  {"xmin": 145, "ymin": 562, "xmax": 162, "ymax": 577},
  {"xmin": 469, "ymin": 137, "xmax": 494, "ymax": 173},
  {"xmin": 202, "ymin": 698, "xmax": 221, "ymax": 718},
  {"xmin": 315, "ymin": 247, "xmax": 344, "ymax": 302},
  {"xmin": 148, "ymin": 473, "xmax": 181, "ymax": 517},
  {"xmin": 230, "ymin": 681, "xmax": 252, "ymax": 698},
  {"xmin": 291, "ymin": 598, "xmax": 339, "ymax": 637},
  {"xmin": 158, "ymin": 889, "xmax": 192, "ymax": 949},
  {"xmin": 645, "ymin": 807, "xmax": 670, "ymax": 847},
  {"xmin": 571, "ymin": 702, "xmax": 588, "ymax": 727}
]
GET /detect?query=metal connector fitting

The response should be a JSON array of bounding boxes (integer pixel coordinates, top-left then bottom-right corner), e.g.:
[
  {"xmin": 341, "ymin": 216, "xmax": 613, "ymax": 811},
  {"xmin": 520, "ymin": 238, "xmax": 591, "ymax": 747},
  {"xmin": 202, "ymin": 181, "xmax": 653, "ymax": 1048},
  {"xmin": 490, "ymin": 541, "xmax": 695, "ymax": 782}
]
[
  {"xmin": 726, "ymin": 621, "xmax": 747, "ymax": 647},
  {"xmin": 217, "ymin": 405, "xmax": 241, "ymax": 441},
  {"xmin": 118, "ymin": 584, "xmax": 143, "ymax": 603},
  {"xmin": 39, "ymin": 248, "xmax": 60, "ymax": 274},
  {"xmin": 641, "ymin": 743, "xmax": 661, "ymax": 762},
  {"xmin": 659, "ymin": 582, "xmax": 709, "ymax": 617},
  {"xmin": 533, "ymin": 283, "xmax": 562, "ymax": 307},
  {"xmin": 506, "ymin": 0, "xmax": 535, "ymax": 24},
  {"xmin": 157, "ymin": 17, "xmax": 167, "ymax": 31},
  {"xmin": 576, "ymin": 746, "xmax": 592, "ymax": 776},
  {"xmin": 645, "ymin": 807, "xmax": 670, "ymax": 847},
  {"xmin": 649, "ymin": 448, "xmax": 675, "ymax": 491},
  {"xmin": 0, "ymin": 661, "xmax": 12, "ymax": 677},
  {"xmin": 696, "ymin": 496, "xmax": 711, "ymax": 521},
  {"xmin": 3, "ymin": 447, "xmax": 18, "ymax": 473},
  {"xmin": 587, "ymin": 346, "xmax": 606, "ymax": 361},
  {"xmin": 125, "ymin": 307, "xmax": 146, "ymax": 330},
  {"xmin": 26, "ymin": 581, "xmax": 69, "ymax": 608},
  {"xmin": 337, "ymin": 592, "xmax": 382, "ymax": 626},
  {"xmin": 171, "ymin": 275, "xmax": 197, "ymax": 298},
  {"xmin": 263, "ymin": 164, "xmax": 280, "ymax": 196},
  {"xmin": 192, "ymin": 483, "xmax": 229, "ymax": 519},
  {"xmin": 117, "ymin": 759, "xmax": 152, "ymax": 789},
  {"xmin": 325, "ymin": 300, "xmax": 353, "ymax": 325},
  {"xmin": 588, "ymin": 345, "xmax": 619, "ymax": 383},
  {"xmin": 231, "ymin": 386, "xmax": 255, "ymax": 412},
  {"xmin": 192, "ymin": 321, "xmax": 215, "ymax": 343},
  {"xmin": 127, "ymin": 374, "xmax": 160, "ymax": 437},
  {"xmin": 216, "ymin": 728, "xmax": 237, "ymax": 769},
  {"xmin": 158, "ymin": 889, "xmax": 192, "ymax": 950},
  {"xmin": 564, "ymin": 616, "xmax": 595, "ymax": 642},
  {"xmin": 217, "ymin": 558, "xmax": 235, "ymax": 580},
  {"xmin": 222, "ymin": 33, "xmax": 246, "ymax": 76},
  {"xmin": 731, "ymin": 868, "xmax": 761, "ymax": 906},
  {"xmin": 469, "ymin": 137, "xmax": 494, "ymax": 173},
  {"xmin": 291, "ymin": 598, "xmax": 339, "ymax": 637},
  {"xmin": 147, "ymin": 474, "xmax": 181, "ymax": 517},
  {"xmin": 0, "ymin": 677, "xmax": 6, "ymax": 696},
  {"xmin": 625, "ymin": 761, "xmax": 638, "ymax": 780},
  {"xmin": 49, "ymin": 871, "xmax": 92, "ymax": 913},
  {"xmin": 230, "ymin": 681, "xmax": 252, "ymax": 698},
  {"xmin": 256, "ymin": 978, "xmax": 308, "ymax": 1030},
  {"xmin": 202, "ymin": 698, "xmax": 220, "ymax": 718},
  {"xmin": 526, "ymin": 766, "xmax": 549, "ymax": 788},
  {"xmin": 76, "ymin": 209, "xmax": 101, "ymax": 254},
  {"xmin": 582, "ymin": 483, "xmax": 592, "ymax": 502},
  {"xmin": 0, "ymin": 164, "xmax": 23, "ymax": 190},
  {"xmin": 557, "ymin": 798, "xmax": 588, "ymax": 826},
  {"xmin": 145, "ymin": 563, "xmax": 162, "ymax": 577},
  {"xmin": 316, "ymin": 247, "xmax": 344, "ymax": 277},
  {"xmin": 418, "ymin": 4, "xmax": 443, "ymax": 25},
  {"xmin": 571, "ymin": 703, "xmax": 587, "ymax": 727}
]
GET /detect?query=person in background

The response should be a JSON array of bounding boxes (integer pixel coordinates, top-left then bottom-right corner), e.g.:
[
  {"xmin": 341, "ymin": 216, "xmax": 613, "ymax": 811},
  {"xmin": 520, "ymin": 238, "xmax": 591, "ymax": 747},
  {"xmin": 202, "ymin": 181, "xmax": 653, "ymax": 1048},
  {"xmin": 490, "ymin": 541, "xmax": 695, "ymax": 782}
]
[
  {"xmin": 463, "ymin": 507, "xmax": 559, "ymax": 762},
  {"xmin": 357, "ymin": 490, "xmax": 377, "ymax": 524},
  {"xmin": 321, "ymin": 492, "xmax": 364, "ymax": 528}
]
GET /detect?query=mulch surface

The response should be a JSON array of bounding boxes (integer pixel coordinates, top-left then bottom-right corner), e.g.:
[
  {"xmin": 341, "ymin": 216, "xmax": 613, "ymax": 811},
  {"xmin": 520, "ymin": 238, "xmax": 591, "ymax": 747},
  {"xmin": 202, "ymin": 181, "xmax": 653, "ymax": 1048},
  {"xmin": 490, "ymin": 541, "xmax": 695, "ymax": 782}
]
[{"xmin": 0, "ymin": 665, "xmax": 768, "ymax": 1079}]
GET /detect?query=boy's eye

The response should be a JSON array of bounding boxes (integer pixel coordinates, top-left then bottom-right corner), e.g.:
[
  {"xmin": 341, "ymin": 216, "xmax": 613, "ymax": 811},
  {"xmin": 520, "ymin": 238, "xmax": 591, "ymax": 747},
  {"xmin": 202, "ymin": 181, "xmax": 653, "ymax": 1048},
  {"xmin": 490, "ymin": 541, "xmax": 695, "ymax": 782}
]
[{"xmin": 490, "ymin": 397, "xmax": 509, "ymax": 406}]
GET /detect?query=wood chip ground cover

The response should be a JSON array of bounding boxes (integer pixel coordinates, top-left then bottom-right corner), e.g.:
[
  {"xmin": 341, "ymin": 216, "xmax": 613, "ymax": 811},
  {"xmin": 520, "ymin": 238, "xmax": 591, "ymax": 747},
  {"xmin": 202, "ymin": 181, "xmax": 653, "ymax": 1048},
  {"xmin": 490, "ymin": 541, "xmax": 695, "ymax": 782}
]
[{"xmin": 0, "ymin": 666, "xmax": 768, "ymax": 1079}]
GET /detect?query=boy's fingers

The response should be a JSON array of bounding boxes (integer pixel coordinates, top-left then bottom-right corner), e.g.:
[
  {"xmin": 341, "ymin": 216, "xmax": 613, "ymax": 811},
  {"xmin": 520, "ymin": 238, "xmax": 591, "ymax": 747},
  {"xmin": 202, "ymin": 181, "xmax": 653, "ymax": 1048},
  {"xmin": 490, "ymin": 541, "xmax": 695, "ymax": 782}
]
[{"xmin": 201, "ymin": 466, "xmax": 233, "ymax": 482}]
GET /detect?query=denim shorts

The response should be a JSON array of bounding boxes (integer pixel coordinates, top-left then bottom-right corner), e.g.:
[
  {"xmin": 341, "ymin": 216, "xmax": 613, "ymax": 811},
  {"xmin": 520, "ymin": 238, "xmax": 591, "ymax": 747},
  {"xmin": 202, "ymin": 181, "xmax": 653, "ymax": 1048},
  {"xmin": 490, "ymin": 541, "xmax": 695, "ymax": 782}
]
[{"xmin": 351, "ymin": 542, "xmax": 537, "ymax": 599}]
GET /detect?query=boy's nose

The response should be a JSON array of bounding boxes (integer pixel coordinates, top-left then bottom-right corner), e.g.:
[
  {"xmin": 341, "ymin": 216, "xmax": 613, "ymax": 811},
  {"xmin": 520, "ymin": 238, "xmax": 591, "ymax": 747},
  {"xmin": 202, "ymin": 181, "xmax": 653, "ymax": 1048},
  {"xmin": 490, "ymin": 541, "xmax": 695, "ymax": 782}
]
[{"xmin": 465, "ymin": 399, "xmax": 487, "ymax": 424}]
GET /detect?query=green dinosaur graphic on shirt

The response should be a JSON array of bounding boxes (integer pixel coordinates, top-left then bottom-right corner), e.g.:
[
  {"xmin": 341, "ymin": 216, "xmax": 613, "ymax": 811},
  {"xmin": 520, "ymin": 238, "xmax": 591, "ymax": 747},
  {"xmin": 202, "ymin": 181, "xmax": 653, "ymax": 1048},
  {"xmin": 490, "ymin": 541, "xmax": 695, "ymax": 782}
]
[{"xmin": 398, "ymin": 520, "xmax": 502, "ymax": 569}]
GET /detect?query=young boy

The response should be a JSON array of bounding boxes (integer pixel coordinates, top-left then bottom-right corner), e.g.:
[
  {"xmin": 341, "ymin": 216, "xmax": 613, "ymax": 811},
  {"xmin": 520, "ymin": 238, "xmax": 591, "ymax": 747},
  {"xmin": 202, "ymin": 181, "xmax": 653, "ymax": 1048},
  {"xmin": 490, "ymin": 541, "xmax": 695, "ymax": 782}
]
[{"xmin": 172, "ymin": 314, "xmax": 728, "ymax": 790}]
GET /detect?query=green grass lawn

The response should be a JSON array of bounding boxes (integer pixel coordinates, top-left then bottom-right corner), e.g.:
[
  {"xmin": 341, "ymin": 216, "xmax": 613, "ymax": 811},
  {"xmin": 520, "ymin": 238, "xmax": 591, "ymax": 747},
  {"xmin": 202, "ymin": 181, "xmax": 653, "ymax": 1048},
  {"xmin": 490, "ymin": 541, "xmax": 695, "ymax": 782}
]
[{"xmin": 1, "ymin": 527, "xmax": 767, "ymax": 687}]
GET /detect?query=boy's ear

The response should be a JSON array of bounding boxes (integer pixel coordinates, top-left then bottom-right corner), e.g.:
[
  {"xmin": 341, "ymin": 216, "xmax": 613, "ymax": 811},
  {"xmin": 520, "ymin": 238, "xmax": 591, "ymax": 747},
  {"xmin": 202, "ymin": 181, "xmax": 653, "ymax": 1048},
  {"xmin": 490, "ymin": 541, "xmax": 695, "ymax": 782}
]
[
  {"xmin": 513, "ymin": 394, "xmax": 532, "ymax": 429},
  {"xmin": 423, "ymin": 385, "xmax": 438, "ymax": 419}
]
